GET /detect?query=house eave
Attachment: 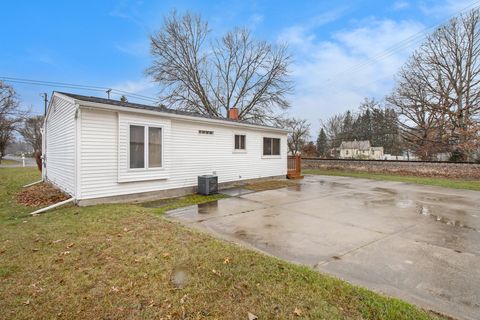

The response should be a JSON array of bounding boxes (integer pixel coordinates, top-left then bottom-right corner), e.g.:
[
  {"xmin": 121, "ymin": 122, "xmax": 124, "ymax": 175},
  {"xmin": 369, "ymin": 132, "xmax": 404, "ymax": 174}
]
[{"xmin": 71, "ymin": 98, "xmax": 288, "ymax": 133}]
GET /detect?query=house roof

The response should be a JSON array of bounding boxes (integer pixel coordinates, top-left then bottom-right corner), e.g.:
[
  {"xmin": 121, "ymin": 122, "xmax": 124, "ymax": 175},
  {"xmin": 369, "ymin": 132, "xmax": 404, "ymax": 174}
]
[
  {"xmin": 54, "ymin": 92, "xmax": 287, "ymax": 132},
  {"xmin": 340, "ymin": 140, "xmax": 371, "ymax": 150}
]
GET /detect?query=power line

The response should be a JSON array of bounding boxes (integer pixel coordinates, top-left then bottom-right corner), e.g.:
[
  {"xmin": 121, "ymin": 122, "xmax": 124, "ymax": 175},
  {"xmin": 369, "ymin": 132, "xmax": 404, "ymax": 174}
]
[
  {"xmin": 0, "ymin": 76, "xmax": 158, "ymax": 104},
  {"xmin": 323, "ymin": 0, "xmax": 480, "ymax": 85}
]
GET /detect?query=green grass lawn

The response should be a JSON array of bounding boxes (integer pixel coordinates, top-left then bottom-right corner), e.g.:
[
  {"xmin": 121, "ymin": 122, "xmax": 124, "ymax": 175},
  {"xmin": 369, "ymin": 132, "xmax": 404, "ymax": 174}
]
[
  {"xmin": 304, "ymin": 168, "xmax": 480, "ymax": 191},
  {"xmin": 0, "ymin": 159, "xmax": 20, "ymax": 165},
  {"xmin": 0, "ymin": 167, "xmax": 447, "ymax": 319}
]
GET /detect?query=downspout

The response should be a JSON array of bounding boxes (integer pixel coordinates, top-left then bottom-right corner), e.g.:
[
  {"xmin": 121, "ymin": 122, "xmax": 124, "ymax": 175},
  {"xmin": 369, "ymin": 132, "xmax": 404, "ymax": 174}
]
[
  {"xmin": 30, "ymin": 198, "xmax": 75, "ymax": 215},
  {"xmin": 41, "ymin": 108, "xmax": 47, "ymax": 181},
  {"xmin": 74, "ymin": 104, "xmax": 81, "ymax": 203}
]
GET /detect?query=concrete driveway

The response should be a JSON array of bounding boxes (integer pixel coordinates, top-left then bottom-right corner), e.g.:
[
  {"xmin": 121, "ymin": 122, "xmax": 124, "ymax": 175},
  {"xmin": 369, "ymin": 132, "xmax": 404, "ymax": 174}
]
[{"xmin": 167, "ymin": 175, "xmax": 480, "ymax": 320}]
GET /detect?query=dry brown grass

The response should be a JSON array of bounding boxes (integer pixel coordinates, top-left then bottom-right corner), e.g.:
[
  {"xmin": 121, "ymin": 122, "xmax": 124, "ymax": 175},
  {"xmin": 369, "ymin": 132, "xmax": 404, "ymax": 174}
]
[
  {"xmin": 243, "ymin": 179, "xmax": 297, "ymax": 191},
  {"xmin": 0, "ymin": 168, "xmax": 447, "ymax": 320}
]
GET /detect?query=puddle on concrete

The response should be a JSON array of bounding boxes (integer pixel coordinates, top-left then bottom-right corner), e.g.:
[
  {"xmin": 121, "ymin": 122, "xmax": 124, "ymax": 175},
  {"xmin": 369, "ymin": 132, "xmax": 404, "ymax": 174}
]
[
  {"xmin": 234, "ymin": 229, "xmax": 248, "ymax": 238},
  {"xmin": 396, "ymin": 199, "xmax": 415, "ymax": 209},
  {"xmin": 418, "ymin": 205, "xmax": 479, "ymax": 232},
  {"xmin": 197, "ymin": 201, "xmax": 218, "ymax": 214},
  {"xmin": 287, "ymin": 184, "xmax": 303, "ymax": 192},
  {"xmin": 373, "ymin": 187, "xmax": 398, "ymax": 195},
  {"xmin": 221, "ymin": 188, "xmax": 254, "ymax": 197}
]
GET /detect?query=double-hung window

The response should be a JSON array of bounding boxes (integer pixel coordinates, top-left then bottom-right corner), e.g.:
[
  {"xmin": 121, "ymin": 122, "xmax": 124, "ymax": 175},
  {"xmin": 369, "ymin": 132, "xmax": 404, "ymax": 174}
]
[
  {"xmin": 234, "ymin": 134, "xmax": 246, "ymax": 150},
  {"xmin": 263, "ymin": 137, "xmax": 280, "ymax": 156},
  {"xmin": 129, "ymin": 125, "xmax": 162, "ymax": 169}
]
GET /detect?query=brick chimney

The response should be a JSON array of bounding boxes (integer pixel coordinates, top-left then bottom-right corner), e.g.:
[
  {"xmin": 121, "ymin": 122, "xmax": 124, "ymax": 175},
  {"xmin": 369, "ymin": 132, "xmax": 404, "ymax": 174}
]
[{"xmin": 228, "ymin": 107, "xmax": 239, "ymax": 120}]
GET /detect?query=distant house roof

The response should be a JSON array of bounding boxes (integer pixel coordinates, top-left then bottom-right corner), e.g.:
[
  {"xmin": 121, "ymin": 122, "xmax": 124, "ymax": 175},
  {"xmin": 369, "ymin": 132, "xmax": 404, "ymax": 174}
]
[
  {"xmin": 54, "ymin": 92, "xmax": 286, "ymax": 132},
  {"xmin": 340, "ymin": 140, "xmax": 371, "ymax": 150}
]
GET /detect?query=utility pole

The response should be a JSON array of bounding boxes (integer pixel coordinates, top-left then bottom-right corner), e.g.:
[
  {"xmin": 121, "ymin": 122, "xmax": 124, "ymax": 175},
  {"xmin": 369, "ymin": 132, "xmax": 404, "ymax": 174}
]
[
  {"xmin": 42, "ymin": 93, "xmax": 48, "ymax": 116},
  {"xmin": 106, "ymin": 89, "xmax": 112, "ymax": 99}
]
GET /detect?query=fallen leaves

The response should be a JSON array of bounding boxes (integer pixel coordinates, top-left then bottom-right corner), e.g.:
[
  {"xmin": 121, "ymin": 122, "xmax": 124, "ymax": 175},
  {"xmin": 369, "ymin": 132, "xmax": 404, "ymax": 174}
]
[
  {"xmin": 247, "ymin": 312, "xmax": 258, "ymax": 320},
  {"xmin": 293, "ymin": 307, "xmax": 302, "ymax": 316},
  {"xmin": 180, "ymin": 294, "xmax": 188, "ymax": 304},
  {"xmin": 16, "ymin": 183, "xmax": 69, "ymax": 207}
]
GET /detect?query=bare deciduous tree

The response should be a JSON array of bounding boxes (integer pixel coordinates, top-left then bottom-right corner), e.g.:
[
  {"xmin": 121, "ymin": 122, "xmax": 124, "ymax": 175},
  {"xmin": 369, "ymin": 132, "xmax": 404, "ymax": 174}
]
[
  {"xmin": 320, "ymin": 113, "xmax": 345, "ymax": 149},
  {"xmin": 278, "ymin": 117, "xmax": 310, "ymax": 154},
  {"xmin": 0, "ymin": 81, "xmax": 20, "ymax": 163},
  {"xmin": 18, "ymin": 115, "xmax": 44, "ymax": 152},
  {"xmin": 388, "ymin": 10, "xmax": 480, "ymax": 160},
  {"xmin": 146, "ymin": 12, "xmax": 292, "ymax": 124}
]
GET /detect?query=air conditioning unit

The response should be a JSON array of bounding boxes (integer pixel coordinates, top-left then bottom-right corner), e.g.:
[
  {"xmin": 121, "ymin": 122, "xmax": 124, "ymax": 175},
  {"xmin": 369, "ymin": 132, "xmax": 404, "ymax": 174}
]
[{"xmin": 198, "ymin": 175, "xmax": 218, "ymax": 195}]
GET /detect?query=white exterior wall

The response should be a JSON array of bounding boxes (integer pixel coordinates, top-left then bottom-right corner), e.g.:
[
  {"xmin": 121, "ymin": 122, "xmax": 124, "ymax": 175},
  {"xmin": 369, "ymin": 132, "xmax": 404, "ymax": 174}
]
[
  {"xmin": 78, "ymin": 108, "xmax": 287, "ymax": 200},
  {"xmin": 44, "ymin": 95, "xmax": 77, "ymax": 195}
]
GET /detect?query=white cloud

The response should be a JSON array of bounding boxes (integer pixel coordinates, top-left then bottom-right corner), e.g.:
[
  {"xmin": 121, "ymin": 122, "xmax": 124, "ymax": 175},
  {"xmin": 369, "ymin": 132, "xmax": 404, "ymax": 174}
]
[
  {"xmin": 280, "ymin": 18, "xmax": 424, "ymax": 134},
  {"xmin": 113, "ymin": 78, "xmax": 153, "ymax": 93},
  {"xmin": 109, "ymin": 0, "xmax": 148, "ymax": 30},
  {"xmin": 419, "ymin": 0, "xmax": 475, "ymax": 16},
  {"xmin": 109, "ymin": 78, "xmax": 156, "ymax": 102},
  {"xmin": 393, "ymin": 1, "xmax": 409, "ymax": 10},
  {"xmin": 115, "ymin": 39, "xmax": 150, "ymax": 57},
  {"xmin": 249, "ymin": 13, "xmax": 264, "ymax": 29},
  {"xmin": 278, "ymin": 8, "xmax": 346, "ymax": 47}
]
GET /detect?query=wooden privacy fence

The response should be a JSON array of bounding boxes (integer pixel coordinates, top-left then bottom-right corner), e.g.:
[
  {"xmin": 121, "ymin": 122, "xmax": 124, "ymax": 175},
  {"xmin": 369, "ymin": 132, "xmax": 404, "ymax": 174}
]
[{"xmin": 287, "ymin": 154, "xmax": 303, "ymax": 179}]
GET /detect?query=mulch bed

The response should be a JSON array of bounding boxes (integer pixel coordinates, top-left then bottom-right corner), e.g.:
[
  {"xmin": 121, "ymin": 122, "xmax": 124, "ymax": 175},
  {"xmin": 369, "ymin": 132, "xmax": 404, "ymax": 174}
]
[{"xmin": 16, "ymin": 182, "xmax": 70, "ymax": 207}]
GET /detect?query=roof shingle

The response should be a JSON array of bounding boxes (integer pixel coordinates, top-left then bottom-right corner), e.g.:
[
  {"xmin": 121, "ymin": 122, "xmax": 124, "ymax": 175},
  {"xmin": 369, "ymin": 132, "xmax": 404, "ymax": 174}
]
[{"xmin": 55, "ymin": 91, "xmax": 284, "ymax": 131}]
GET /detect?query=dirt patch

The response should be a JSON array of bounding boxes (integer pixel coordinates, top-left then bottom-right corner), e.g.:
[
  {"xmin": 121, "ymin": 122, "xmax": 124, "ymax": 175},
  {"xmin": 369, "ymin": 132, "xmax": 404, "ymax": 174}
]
[
  {"xmin": 16, "ymin": 182, "xmax": 70, "ymax": 207},
  {"xmin": 243, "ymin": 179, "xmax": 296, "ymax": 191}
]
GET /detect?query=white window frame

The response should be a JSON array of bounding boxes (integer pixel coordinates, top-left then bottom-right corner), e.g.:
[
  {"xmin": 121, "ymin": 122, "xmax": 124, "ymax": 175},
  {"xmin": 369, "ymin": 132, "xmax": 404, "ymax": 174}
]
[
  {"xmin": 127, "ymin": 123, "xmax": 164, "ymax": 171},
  {"xmin": 262, "ymin": 136, "xmax": 281, "ymax": 158},
  {"xmin": 233, "ymin": 133, "xmax": 247, "ymax": 153}
]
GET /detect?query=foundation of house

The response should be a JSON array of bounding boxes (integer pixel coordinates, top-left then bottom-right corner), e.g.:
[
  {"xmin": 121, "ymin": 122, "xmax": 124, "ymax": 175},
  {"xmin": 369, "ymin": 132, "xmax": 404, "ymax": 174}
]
[{"xmin": 76, "ymin": 175, "xmax": 286, "ymax": 206}]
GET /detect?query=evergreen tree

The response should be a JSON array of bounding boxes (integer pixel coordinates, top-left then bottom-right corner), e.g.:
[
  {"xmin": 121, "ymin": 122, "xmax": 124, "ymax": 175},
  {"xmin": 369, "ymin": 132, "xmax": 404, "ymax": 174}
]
[
  {"xmin": 316, "ymin": 128, "xmax": 328, "ymax": 157},
  {"xmin": 342, "ymin": 111, "xmax": 354, "ymax": 141}
]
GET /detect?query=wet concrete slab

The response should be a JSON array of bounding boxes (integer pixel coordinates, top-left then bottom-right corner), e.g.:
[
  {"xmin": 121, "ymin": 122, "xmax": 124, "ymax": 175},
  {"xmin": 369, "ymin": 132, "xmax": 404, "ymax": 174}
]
[
  {"xmin": 220, "ymin": 187, "xmax": 256, "ymax": 197},
  {"xmin": 167, "ymin": 175, "xmax": 480, "ymax": 320}
]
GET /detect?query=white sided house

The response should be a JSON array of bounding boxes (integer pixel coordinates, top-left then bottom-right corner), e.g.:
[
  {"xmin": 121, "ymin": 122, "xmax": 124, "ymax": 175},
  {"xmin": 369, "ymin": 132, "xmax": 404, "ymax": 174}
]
[
  {"xmin": 42, "ymin": 92, "xmax": 288, "ymax": 205},
  {"xmin": 339, "ymin": 140, "xmax": 384, "ymax": 160}
]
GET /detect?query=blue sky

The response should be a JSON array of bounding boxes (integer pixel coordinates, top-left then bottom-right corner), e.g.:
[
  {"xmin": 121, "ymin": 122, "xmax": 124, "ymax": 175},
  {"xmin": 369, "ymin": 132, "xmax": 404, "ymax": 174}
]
[{"xmin": 0, "ymin": 0, "xmax": 476, "ymax": 134}]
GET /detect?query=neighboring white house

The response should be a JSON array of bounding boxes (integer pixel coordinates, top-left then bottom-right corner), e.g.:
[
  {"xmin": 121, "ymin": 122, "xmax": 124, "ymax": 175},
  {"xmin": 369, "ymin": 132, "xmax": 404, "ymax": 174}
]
[
  {"xmin": 339, "ymin": 140, "xmax": 384, "ymax": 160},
  {"xmin": 42, "ymin": 92, "xmax": 288, "ymax": 205}
]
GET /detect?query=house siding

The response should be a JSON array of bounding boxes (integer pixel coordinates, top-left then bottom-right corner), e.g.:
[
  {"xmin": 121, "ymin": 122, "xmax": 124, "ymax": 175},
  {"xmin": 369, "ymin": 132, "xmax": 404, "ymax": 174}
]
[
  {"xmin": 44, "ymin": 95, "xmax": 76, "ymax": 195},
  {"xmin": 78, "ymin": 108, "xmax": 287, "ymax": 200}
]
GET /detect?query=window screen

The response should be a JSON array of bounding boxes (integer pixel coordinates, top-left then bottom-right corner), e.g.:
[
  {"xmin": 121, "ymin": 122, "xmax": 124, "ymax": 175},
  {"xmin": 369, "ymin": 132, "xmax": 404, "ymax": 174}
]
[
  {"xmin": 263, "ymin": 138, "xmax": 272, "ymax": 155},
  {"xmin": 235, "ymin": 135, "xmax": 246, "ymax": 150},
  {"xmin": 263, "ymin": 137, "xmax": 280, "ymax": 156},
  {"xmin": 130, "ymin": 125, "xmax": 145, "ymax": 168},
  {"xmin": 272, "ymin": 138, "xmax": 280, "ymax": 155},
  {"xmin": 149, "ymin": 127, "xmax": 162, "ymax": 167}
]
